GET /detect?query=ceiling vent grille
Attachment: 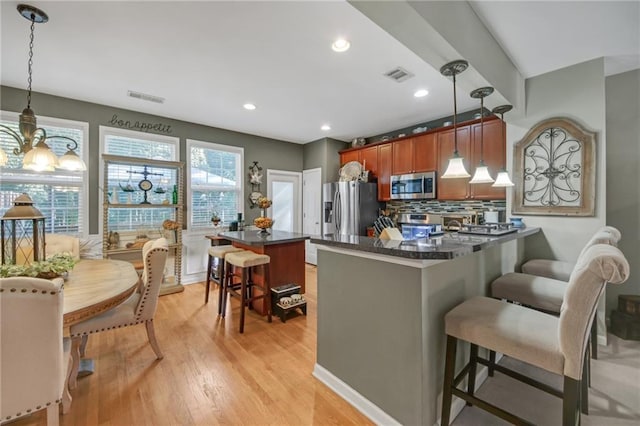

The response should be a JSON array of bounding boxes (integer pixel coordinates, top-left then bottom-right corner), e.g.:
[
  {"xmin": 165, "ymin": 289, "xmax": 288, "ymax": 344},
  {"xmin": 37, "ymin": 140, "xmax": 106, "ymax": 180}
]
[
  {"xmin": 384, "ymin": 67, "xmax": 414, "ymax": 83},
  {"xmin": 127, "ymin": 90, "xmax": 165, "ymax": 104}
]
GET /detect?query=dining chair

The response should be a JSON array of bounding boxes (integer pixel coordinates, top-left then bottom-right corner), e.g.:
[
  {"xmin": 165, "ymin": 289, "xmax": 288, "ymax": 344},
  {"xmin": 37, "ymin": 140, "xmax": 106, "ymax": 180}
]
[
  {"xmin": 441, "ymin": 244, "xmax": 629, "ymax": 426},
  {"xmin": 68, "ymin": 238, "xmax": 168, "ymax": 389},
  {"xmin": 1, "ymin": 277, "xmax": 71, "ymax": 426},
  {"xmin": 45, "ymin": 233, "xmax": 81, "ymax": 260}
]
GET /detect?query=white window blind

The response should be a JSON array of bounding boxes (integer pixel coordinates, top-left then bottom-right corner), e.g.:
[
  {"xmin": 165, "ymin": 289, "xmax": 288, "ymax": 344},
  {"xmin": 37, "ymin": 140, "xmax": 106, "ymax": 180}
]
[
  {"xmin": 187, "ymin": 139, "xmax": 243, "ymax": 229},
  {"xmin": 0, "ymin": 112, "xmax": 88, "ymax": 236},
  {"xmin": 100, "ymin": 127, "xmax": 179, "ymax": 233}
]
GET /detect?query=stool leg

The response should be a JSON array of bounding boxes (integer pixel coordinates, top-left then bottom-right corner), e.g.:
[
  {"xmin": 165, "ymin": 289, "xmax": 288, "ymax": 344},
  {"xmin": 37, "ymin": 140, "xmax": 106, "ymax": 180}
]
[
  {"xmin": 563, "ymin": 376, "xmax": 580, "ymax": 426},
  {"xmin": 488, "ymin": 350, "xmax": 496, "ymax": 377},
  {"xmin": 590, "ymin": 319, "xmax": 598, "ymax": 360},
  {"xmin": 441, "ymin": 335, "xmax": 457, "ymax": 426},
  {"xmin": 221, "ymin": 260, "xmax": 231, "ymax": 318},
  {"xmin": 217, "ymin": 258, "xmax": 226, "ymax": 315},
  {"xmin": 205, "ymin": 255, "xmax": 213, "ymax": 304},
  {"xmin": 239, "ymin": 267, "xmax": 247, "ymax": 333},
  {"xmin": 581, "ymin": 350, "xmax": 589, "ymax": 415},
  {"xmin": 264, "ymin": 263, "xmax": 272, "ymax": 323},
  {"xmin": 467, "ymin": 343, "xmax": 478, "ymax": 406}
]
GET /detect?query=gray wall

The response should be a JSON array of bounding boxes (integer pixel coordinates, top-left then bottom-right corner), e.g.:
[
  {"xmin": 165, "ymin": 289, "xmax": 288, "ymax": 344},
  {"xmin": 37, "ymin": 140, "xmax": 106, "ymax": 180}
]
[
  {"xmin": 605, "ymin": 69, "xmax": 640, "ymax": 312},
  {"xmin": 302, "ymin": 137, "xmax": 348, "ymax": 183},
  {"xmin": 1, "ymin": 85, "xmax": 303, "ymax": 233}
]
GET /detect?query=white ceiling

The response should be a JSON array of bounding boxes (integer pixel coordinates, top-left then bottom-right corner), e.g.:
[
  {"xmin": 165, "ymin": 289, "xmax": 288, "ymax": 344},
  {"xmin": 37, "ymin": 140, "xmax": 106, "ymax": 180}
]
[{"xmin": 1, "ymin": 1, "xmax": 638, "ymax": 145}]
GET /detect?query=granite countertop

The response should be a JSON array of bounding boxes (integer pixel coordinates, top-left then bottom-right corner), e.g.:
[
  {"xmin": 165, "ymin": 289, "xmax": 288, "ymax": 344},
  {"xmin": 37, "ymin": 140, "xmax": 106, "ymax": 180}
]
[
  {"xmin": 220, "ymin": 230, "xmax": 310, "ymax": 246},
  {"xmin": 310, "ymin": 227, "xmax": 539, "ymax": 260}
]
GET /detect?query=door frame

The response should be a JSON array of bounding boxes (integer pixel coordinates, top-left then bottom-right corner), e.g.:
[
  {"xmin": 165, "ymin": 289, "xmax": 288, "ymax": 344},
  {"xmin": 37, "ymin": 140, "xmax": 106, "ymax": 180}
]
[
  {"xmin": 302, "ymin": 167, "xmax": 322, "ymax": 264},
  {"xmin": 266, "ymin": 169, "xmax": 303, "ymax": 233}
]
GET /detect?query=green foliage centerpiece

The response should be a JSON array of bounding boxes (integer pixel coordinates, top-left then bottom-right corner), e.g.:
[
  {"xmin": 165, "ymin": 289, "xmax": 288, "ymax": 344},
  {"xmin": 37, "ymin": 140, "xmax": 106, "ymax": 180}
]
[{"xmin": 0, "ymin": 252, "xmax": 77, "ymax": 279}]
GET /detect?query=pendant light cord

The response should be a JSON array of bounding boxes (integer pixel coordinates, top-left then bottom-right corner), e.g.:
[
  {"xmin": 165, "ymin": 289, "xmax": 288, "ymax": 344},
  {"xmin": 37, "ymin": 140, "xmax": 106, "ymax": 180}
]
[
  {"xmin": 26, "ymin": 16, "xmax": 36, "ymax": 109},
  {"xmin": 479, "ymin": 96, "xmax": 484, "ymax": 163},
  {"xmin": 452, "ymin": 72, "xmax": 458, "ymax": 154}
]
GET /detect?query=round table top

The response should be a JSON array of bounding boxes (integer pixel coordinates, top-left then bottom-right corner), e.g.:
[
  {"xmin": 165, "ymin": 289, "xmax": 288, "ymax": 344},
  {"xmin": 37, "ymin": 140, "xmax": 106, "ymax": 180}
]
[{"xmin": 63, "ymin": 259, "xmax": 139, "ymax": 327}]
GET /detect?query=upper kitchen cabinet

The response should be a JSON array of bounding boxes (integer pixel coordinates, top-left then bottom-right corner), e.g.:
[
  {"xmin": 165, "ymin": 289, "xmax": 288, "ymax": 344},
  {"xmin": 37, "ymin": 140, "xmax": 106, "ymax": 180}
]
[
  {"xmin": 339, "ymin": 145, "xmax": 378, "ymax": 178},
  {"xmin": 469, "ymin": 118, "xmax": 506, "ymax": 200},
  {"xmin": 437, "ymin": 126, "xmax": 471, "ymax": 200},
  {"xmin": 437, "ymin": 118, "xmax": 506, "ymax": 200},
  {"xmin": 377, "ymin": 144, "xmax": 392, "ymax": 201},
  {"xmin": 392, "ymin": 133, "xmax": 438, "ymax": 174},
  {"xmin": 340, "ymin": 149, "xmax": 359, "ymax": 166}
]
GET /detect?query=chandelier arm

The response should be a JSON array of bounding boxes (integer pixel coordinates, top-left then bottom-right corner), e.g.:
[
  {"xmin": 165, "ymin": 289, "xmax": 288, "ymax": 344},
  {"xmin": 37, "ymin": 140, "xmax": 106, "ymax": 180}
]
[
  {"xmin": 31, "ymin": 127, "xmax": 48, "ymax": 146},
  {"xmin": 47, "ymin": 135, "xmax": 79, "ymax": 151},
  {"xmin": 0, "ymin": 125, "xmax": 25, "ymax": 151}
]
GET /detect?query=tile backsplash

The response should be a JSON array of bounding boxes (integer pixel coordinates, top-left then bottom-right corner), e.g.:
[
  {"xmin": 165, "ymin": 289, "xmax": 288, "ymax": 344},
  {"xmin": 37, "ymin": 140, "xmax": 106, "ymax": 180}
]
[{"xmin": 386, "ymin": 199, "xmax": 506, "ymax": 213}]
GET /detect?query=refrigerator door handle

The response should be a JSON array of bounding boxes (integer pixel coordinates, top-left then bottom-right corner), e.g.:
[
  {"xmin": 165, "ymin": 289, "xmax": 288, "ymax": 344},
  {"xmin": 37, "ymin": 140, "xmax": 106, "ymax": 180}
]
[{"xmin": 334, "ymin": 190, "xmax": 341, "ymax": 231}]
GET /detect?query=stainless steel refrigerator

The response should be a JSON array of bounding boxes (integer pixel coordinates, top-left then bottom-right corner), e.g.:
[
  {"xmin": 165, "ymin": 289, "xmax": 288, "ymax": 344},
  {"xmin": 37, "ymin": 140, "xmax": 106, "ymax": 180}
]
[{"xmin": 323, "ymin": 182, "xmax": 381, "ymax": 236}]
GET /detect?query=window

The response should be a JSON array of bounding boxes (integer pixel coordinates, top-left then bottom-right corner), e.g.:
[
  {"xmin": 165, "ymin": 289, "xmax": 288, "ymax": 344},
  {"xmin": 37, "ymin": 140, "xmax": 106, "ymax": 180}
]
[
  {"xmin": 0, "ymin": 111, "xmax": 88, "ymax": 235},
  {"xmin": 187, "ymin": 139, "xmax": 244, "ymax": 229},
  {"xmin": 100, "ymin": 126, "xmax": 179, "ymax": 232}
]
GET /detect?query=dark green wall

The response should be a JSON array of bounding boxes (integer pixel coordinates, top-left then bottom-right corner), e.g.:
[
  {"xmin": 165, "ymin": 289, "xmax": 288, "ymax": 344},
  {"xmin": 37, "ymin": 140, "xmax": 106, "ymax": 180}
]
[{"xmin": 1, "ymin": 85, "xmax": 303, "ymax": 233}]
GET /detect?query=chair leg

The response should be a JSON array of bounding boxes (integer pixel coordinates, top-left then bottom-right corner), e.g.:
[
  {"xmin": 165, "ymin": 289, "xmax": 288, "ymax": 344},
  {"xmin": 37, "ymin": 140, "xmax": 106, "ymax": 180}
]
[
  {"xmin": 205, "ymin": 255, "xmax": 213, "ymax": 304},
  {"xmin": 441, "ymin": 335, "xmax": 457, "ymax": 426},
  {"xmin": 488, "ymin": 350, "xmax": 496, "ymax": 377},
  {"xmin": 590, "ymin": 319, "xmax": 598, "ymax": 360},
  {"xmin": 145, "ymin": 320, "xmax": 164, "ymax": 359},
  {"xmin": 62, "ymin": 349, "xmax": 73, "ymax": 414},
  {"xmin": 239, "ymin": 268, "xmax": 247, "ymax": 333},
  {"xmin": 79, "ymin": 334, "xmax": 88, "ymax": 358},
  {"xmin": 467, "ymin": 343, "xmax": 478, "ymax": 406},
  {"xmin": 69, "ymin": 336, "xmax": 82, "ymax": 390},
  {"xmin": 563, "ymin": 376, "xmax": 581, "ymax": 426},
  {"xmin": 581, "ymin": 350, "xmax": 589, "ymax": 415},
  {"xmin": 46, "ymin": 403, "xmax": 60, "ymax": 426}
]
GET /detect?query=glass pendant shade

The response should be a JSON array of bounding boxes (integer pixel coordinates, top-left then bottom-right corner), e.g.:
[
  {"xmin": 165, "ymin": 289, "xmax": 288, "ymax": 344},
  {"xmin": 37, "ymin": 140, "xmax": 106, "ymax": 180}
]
[
  {"xmin": 492, "ymin": 169, "xmax": 515, "ymax": 187},
  {"xmin": 22, "ymin": 142, "xmax": 59, "ymax": 172},
  {"xmin": 441, "ymin": 154, "xmax": 470, "ymax": 179},
  {"xmin": 58, "ymin": 149, "xmax": 87, "ymax": 171},
  {"xmin": 469, "ymin": 163, "xmax": 494, "ymax": 184}
]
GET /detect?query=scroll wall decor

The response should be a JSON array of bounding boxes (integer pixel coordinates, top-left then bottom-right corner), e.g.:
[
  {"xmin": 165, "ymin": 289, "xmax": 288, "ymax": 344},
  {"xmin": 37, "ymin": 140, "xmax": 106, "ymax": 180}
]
[{"xmin": 513, "ymin": 117, "xmax": 596, "ymax": 216}]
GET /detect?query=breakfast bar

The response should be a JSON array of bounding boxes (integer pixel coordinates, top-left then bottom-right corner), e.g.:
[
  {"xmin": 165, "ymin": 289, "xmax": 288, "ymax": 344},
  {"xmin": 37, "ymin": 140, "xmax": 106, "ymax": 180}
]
[
  {"xmin": 219, "ymin": 230, "xmax": 309, "ymax": 314},
  {"xmin": 310, "ymin": 228, "xmax": 539, "ymax": 425}
]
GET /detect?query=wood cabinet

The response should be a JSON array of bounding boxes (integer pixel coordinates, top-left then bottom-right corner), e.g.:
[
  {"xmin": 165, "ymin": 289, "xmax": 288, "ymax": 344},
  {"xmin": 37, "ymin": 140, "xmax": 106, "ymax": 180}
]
[
  {"xmin": 392, "ymin": 133, "xmax": 437, "ymax": 174},
  {"xmin": 339, "ymin": 145, "xmax": 379, "ymax": 178},
  {"xmin": 339, "ymin": 150, "xmax": 359, "ymax": 167},
  {"xmin": 102, "ymin": 154, "xmax": 185, "ymax": 295},
  {"xmin": 437, "ymin": 118, "xmax": 506, "ymax": 200},
  {"xmin": 378, "ymin": 144, "xmax": 392, "ymax": 201}
]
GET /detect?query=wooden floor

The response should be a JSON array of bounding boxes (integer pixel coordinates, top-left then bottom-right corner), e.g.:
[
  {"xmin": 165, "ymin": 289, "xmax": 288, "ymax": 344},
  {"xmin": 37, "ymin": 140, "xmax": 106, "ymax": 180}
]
[{"xmin": 15, "ymin": 264, "xmax": 373, "ymax": 426}]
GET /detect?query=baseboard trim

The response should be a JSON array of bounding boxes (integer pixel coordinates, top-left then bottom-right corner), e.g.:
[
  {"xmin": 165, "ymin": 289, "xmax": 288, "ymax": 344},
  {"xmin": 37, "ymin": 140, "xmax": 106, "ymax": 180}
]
[{"xmin": 312, "ymin": 364, "xmax": 401, "ymax": 426}]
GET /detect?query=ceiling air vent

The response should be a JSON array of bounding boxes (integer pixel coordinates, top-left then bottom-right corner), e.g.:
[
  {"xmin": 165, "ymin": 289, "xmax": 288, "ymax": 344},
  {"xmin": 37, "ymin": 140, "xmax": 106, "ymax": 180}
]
[
  {"xmin": 127, "ymin": 90, "xmax": 165, "ymax": 104},
  {"xmin": 384, "ymin": 67, "xmax": 414, "ymax": 83}
]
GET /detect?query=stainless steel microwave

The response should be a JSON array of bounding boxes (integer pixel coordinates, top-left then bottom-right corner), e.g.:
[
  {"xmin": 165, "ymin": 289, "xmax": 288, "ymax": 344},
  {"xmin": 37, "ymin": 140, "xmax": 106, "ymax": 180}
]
[{"xmin": 390, "ymin": 171, "xmax": 436, "ymax": 200}]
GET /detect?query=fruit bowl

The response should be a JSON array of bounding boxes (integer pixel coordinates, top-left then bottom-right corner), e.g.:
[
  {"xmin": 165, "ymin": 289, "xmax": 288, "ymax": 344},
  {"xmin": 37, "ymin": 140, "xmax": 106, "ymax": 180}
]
[{"xmin": 254, "ymin": 217, "xmax": 274, "ymax": 234}]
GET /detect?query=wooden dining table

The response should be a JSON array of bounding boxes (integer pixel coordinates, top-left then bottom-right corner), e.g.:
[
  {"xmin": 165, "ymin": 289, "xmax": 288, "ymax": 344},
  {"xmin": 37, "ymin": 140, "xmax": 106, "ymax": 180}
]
[{"xmin": 60, "ymin": 258, "xmax": 139, "ymax": 413}]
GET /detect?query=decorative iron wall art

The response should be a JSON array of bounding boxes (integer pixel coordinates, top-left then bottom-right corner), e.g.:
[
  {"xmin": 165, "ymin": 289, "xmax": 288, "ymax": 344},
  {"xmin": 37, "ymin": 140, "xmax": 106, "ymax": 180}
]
[{"xmin": 513, "ymin": 117, "xmax": 596, "ymax": 216}]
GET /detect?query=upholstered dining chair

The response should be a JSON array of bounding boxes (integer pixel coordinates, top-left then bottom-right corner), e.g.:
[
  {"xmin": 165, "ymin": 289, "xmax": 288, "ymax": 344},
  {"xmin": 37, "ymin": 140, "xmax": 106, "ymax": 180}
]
[
  {"xmin": 1, "ymin": 277, "xmax": 71, "ymax": 426},
  {"xmin": 441, "ymin": 244, "xmax": 629, "ymax": 426},
  {"xmin": 520, "ymin": 226, "xmax": 621, "ymax": 281},
  {"xmin": 45, "ymin": 233, "xmax": 81, "ymax": 260},
  {"xmin": 68, "ymin": 238, "xmax": 168, "ymax": 389}
]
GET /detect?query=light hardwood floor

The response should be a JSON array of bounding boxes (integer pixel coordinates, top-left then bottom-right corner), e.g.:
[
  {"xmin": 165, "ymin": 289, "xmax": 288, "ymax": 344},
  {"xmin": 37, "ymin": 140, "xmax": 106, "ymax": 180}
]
[{"xmin": 15, "ymin": 264, "xmax": 373, "ymax": 426}]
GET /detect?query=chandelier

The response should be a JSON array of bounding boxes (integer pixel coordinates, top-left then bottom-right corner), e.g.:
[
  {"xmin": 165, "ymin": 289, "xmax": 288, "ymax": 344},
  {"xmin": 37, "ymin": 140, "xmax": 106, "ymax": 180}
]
[{"xmin": 0, "ymin": 4, "xmax": 86, "ymax": 172}]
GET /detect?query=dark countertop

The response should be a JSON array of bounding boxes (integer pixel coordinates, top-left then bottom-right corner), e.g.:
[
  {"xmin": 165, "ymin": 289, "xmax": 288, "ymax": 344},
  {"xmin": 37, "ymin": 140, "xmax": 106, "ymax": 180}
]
[
  {"xmin": 220, "ymin": 230, "xmax": 310, "ymax": 246},
  {"xmin": 310, "ymin": 227, "xmax": 539, "ymax": 260}
]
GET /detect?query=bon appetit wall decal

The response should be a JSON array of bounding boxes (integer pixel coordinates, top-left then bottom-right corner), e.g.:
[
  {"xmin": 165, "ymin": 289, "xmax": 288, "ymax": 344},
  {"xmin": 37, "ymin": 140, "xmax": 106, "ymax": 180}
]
[{"xmin": 107, "ymin": 114, "xmax": 172, "ymax": 134}]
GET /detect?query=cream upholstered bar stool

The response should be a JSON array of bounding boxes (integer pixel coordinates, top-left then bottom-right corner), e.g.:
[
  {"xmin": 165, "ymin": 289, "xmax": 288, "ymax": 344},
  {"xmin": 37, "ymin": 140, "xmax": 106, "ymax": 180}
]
[
  {"xmin": 1, "ymin": 277, "xmax": 71, "ymax": 425},
  {"xmin": 520, "ymin": 226, "xmax": 621, "ymax": 281},
  {"xmin": 68, "ymin": 238, "xmax": 168, "ymax": 389},
  {"xmin": 441, "ymin": 244, "xmax": 629, "ymax": 426},
  {"xmin": 205, "ymin": 245, "xmax": 244, "ymax": 312},
  {"xmin": 222, "ymin": 250, "xmax": 272, "ymax": 333},
  {"xmin": 491, "ymin": 228, "xmax": 620, "ymax": 361}
]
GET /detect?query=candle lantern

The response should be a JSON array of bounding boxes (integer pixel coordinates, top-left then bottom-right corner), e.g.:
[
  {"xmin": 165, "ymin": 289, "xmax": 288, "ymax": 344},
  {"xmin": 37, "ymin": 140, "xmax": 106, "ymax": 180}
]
[{"xmin": 1, "ymin": 193, "xmax": 46, "ymax": 266}]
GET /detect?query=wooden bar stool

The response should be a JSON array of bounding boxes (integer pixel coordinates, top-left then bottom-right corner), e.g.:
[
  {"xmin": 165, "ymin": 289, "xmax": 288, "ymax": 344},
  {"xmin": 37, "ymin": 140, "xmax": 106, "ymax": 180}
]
[
  {"xmin": 205, "ymin": 246, "xmax": 244, "ymax": 313},
  {"xmin": 222, "ymin": 251, "xmax": 272, "ymax": 333}
]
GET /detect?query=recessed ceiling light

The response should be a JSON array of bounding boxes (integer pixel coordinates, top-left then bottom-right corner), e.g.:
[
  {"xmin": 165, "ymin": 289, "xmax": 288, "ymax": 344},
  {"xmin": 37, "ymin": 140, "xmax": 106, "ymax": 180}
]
[
  {"xmin": 331, "ymin": 38, "xmax": 350, "ymax": 52},
  {"xmin": 243, "ymin": 103, "xmax": 256, "ymax": 110},
  {"xmin": 414, "ymin": 89, "xmax": 429, "ymax": 98},
  {"xmin": 321, "ymin": 124, "xmax": 331, "ymax": 131}
]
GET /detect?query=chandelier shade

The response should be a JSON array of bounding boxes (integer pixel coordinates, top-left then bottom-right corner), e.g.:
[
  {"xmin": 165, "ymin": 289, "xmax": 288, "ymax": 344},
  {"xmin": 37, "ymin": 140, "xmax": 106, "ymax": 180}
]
[
  {"xmin": 440, "ymin": 60, "xmax": 471, "ymax": 179},
  {"xmin": 0, "ymin": 4, "xmax": 86, "ymax": 172}
]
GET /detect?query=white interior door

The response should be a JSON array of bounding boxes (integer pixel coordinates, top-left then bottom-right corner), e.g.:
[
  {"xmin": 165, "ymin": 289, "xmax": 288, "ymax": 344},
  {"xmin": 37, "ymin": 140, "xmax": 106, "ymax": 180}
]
[
  {"xmin": 267, "ymin": 170, "xmax": 302, "ymax": 232},
  {"xmin": 303, "ymin": 168, "xmax": 322, "ymax": 265}
]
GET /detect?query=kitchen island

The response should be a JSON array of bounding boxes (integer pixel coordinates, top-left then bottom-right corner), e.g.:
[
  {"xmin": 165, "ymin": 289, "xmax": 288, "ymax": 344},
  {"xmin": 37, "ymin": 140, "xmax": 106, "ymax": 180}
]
[
  {"xmin": 220, "ymin": 230, "xmax": 309, "ymax": 314},
  {"xmin": 310, "ymin": 228, "xmax": 539, "ymax": 426}
]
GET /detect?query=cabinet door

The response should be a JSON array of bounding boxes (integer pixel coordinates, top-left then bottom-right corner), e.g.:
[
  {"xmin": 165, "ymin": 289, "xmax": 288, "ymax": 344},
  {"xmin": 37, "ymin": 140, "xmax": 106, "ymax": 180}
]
[
  {"xmin": 470, "ymin": 120, "xmax": 506, "ymax": 200},
  {"xmin": 437, "ymin": 127, "xmax": 471, "ymax": 200},
  {"xmin": 359, "ymin": 146, "xmax": 379, "ymax": 178},
  {"xmin": 392, "ymin": 139, "xmax": 414, "ymax": 174},
  {"xmin": 413, "ymin": 133, "xmax": 438, "ymax": 172},
  {"xmin": 378, "ymin": 144, "xmax": 392, "ymax": 201},
  {"xmin": 340, "ymin": 150, "xmax": 359, "ymax": 166}
]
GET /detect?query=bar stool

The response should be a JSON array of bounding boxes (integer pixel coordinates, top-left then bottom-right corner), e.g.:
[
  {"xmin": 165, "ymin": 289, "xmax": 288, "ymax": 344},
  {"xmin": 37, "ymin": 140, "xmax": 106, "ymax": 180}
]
[
  {"xmin": 222, "ymin": 251, "xmax": 272, "ymax": 333},
  {"xmin": 205, "ymin": 246, "xmax": 244, "ymax": 314}
]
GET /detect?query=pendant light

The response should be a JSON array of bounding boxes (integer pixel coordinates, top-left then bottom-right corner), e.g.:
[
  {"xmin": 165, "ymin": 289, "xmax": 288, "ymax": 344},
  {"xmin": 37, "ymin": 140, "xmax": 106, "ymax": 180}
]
[
  {"xmin": 469, "ymin": 86, "xmax": 495, "ymax": 184},
  {"xmin": 440, "ymin": 60, "xmax": 470, "ymax": 179},
  {"xmin": 491, "ymin": 104, "xmax": 515, "ymax": 187},
  {"xmin": 0, "ymin": 4, "xmax": 86, "ymax": 172}
]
